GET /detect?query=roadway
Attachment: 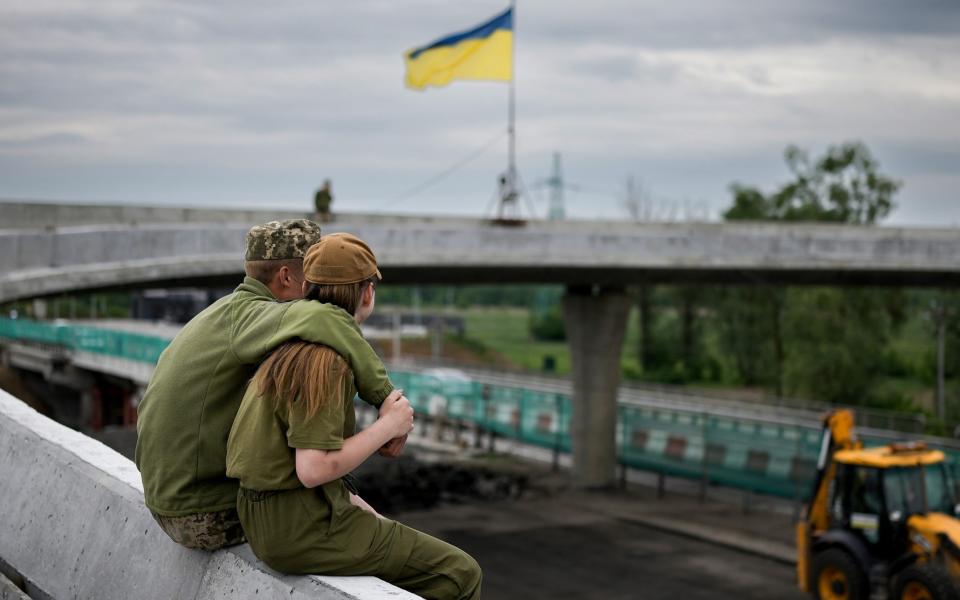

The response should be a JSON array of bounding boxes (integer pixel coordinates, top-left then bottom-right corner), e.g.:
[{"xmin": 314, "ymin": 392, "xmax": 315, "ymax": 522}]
[{"xmin": 396, "ymin": 481, "xmax": 802, "ymax": 600}]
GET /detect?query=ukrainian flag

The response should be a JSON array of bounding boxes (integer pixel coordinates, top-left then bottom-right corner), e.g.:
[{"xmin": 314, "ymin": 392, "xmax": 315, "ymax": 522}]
[{"xmin": 404, "ymin": 8, "xmax": 513, "ymax": 90}]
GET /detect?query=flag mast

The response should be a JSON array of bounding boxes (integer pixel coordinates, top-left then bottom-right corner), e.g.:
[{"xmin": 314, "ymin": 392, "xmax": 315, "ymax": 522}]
[
  {"xmin": 508, "ymin": 0, "xmax": 516, "ymax": 187},
  {"xmin": 498, "ymin": 0, "xmax": 519, "ymax": 219}
]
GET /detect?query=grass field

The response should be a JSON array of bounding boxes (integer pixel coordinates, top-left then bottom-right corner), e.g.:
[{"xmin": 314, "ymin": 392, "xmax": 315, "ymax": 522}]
[
  {"xmin": 454, "ymin": 306, "xmax": 643, "ymax": 376},
  {"xmin": 461, "ymin": 307, "xmax": 572, "ymax": 373}
]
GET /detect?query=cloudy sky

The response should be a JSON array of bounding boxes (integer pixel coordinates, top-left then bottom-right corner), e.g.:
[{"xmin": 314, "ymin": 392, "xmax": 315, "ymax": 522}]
[{"xmin": 1, "ymin": 0, "xmax": 958, "ymax": 225}]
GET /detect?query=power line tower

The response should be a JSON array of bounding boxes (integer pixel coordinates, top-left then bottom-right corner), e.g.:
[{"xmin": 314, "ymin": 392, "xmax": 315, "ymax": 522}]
[{"xmin": 546, "ymin": 152, "xmax": 565, "ymax": 220}]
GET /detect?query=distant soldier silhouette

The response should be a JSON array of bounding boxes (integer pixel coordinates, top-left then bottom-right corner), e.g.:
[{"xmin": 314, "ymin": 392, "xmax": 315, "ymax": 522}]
[{"xmin": 314, "ymin": 180, "xmax": 334, "ymax": 223}]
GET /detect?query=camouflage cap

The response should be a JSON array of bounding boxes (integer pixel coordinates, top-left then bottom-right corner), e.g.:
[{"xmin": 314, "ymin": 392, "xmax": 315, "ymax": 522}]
[{"xmin": 244, "ymin": 219, "xmax": 322, "ymax": 261}]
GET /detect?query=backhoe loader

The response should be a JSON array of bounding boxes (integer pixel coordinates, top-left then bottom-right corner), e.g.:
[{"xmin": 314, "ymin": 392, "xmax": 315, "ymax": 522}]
[{"xmin": 798, "ymin": 409, "xmax": 960, "ymax": 600}]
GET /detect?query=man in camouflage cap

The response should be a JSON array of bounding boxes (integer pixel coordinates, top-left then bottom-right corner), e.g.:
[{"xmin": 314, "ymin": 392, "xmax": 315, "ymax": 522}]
[
  {"xmin": 136, "ymin": 218, "xmax": 400, "ymax": 550},
  {"xmin": 242, "ymin": 219, "xmax": 321, "ymax": 299}
]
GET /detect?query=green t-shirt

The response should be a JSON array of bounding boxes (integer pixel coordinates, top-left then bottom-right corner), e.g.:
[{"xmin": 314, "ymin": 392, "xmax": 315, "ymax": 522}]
[
  {"xmin": 226, "ymin": 358, "xmax": 356, "ymax": 491},
  {"xmin": 135, "ymin": 277, "xmax": 392, "ymax": 516}
]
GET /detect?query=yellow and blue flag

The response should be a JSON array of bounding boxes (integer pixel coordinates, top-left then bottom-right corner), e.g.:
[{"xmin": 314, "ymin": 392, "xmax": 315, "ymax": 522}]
[{"xmin": 404, "ymin": 8, "xmax": 513, "ymax": 90}]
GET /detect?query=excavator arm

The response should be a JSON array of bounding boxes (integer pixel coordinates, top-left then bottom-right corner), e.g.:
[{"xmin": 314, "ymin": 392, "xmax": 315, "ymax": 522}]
[
  {"xmin": 809, "ymin": 410, "xmax": 859, "ymax": 530},
  {"xmin": 797, "ymin": 409, "xmax": 861, "ymax": 591}
]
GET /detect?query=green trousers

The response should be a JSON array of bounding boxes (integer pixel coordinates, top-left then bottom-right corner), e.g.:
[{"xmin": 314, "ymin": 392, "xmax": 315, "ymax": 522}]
[{"xmin": 238, "ymin": 484, "xmax": 481, "ymax": 600}]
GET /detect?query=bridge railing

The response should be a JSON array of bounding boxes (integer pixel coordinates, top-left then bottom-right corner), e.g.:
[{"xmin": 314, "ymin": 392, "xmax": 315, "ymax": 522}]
[
  {"xmin": 0, "ymin": 317, "xmax": 170, "ymax": 363},
  {"xmin": 405, "ymin": 358, "xmax": 929, "ymax": 435},
  {"xmin": 3, "ymin": 317, "xmax": 959, "ymax": 500}
]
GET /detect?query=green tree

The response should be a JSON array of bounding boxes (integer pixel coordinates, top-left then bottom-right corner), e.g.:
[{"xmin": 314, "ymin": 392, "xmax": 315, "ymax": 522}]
[
  {"xmin": 714, "ymin": 286, "xmax": 783, "ymax": 389},
  {"xmin": 783, "ymin": 288, "xmax": 890, "ymax": 405},
  {"xmin": 720, "ymin": 142, "xmax": 902, "ymax": 404},
  {"xmin": 529, "ymin": 303, "xmax": 566, "ymax": 341},
  {"xmin": 635, "ymin": 285, "xmax": 656, "ymax": 372},
  {"xmin": 727, "ymin": 142, "xmax": 899, "ymax": 225}
]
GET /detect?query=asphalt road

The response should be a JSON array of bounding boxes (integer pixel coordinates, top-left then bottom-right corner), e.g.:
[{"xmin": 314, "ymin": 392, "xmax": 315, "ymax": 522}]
[{"xmin": 396, "ymin": 496, "xmax": 804, "ymax": 600}]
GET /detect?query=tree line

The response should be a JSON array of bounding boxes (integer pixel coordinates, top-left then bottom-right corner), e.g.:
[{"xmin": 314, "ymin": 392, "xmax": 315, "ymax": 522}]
[{"xmin": 565, "ymin": 143, "xmax": 957, "ymax": 428}]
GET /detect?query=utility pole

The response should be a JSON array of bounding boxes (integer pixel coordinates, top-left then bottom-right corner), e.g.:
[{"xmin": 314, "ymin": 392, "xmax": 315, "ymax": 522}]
[
  {"xmin": 935, "ymin": 296, "xmax": 947, "ymax": 420},
  {"xmin": 624, "ymin": 176, "xmax": 638, "ymax": 220},
  {"xmin": 546, "ymin": 152, "xmax": 565, "ymax": 220}
]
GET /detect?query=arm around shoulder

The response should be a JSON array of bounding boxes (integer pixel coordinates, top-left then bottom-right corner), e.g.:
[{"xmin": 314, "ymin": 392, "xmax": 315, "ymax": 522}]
[{"xmin": 272, "ymin": 301, "xmax": 394, "ymax": 406}]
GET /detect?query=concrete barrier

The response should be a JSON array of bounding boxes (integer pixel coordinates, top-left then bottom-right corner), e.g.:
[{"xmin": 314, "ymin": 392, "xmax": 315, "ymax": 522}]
[
  {"xmin": 0, "ymin": 200, "xmax": 308, "ymax": 230},
  {"xmin": 0, "ymin": 390, "xmax": 418, "ymax": 600},
  {"xmin": 5, "ymin": 202, "xmax": 960, "ymax": 303}
]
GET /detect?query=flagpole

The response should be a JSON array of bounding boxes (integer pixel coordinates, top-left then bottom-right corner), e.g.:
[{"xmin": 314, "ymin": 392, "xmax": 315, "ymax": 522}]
[{"xmin": 508, "ymin": 0, "xmax": 516, "ymax": 191}]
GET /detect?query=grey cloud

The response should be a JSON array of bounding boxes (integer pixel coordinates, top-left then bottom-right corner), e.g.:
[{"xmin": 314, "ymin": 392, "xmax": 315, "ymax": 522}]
[
  {"xmin": 565, "ymin": 53, "xmax": 681, "ymax": 84},
  {"xmin": 532, "ymin": 0, "xmax": 960, "ymax": 50},
  {"xmin": 0, "ymin": 132, "xmax": 88, "ymax": 148},
  {"xmin": 0, "ymin": 0, "xmax": 958, "ymax": 225},
  {"xmin": 873, "ymin": 140, "xmax": 960, "ymax": 176}
]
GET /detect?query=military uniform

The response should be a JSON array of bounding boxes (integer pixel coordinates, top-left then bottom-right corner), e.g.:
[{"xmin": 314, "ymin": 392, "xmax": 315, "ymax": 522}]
[
  {"xmin": 226, "ymin": 339, "xmax": 482, "ymax": 600},
  {"xmin": 226, "ymin": 232, "xmax": 482, "ymax": 599},
  {"xmin": 314, "ymin": 182, "xmax": 333, "ymax": 223},
  {"xmin": 135, "ymin": 220, "xmax": 394, "ymax": 550}
]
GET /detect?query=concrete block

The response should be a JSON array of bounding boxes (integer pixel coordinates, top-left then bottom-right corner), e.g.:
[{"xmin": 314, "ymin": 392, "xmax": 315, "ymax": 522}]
[{"xmin": 0, "ymin": 390, "xmax": 418, "ymax": 600}]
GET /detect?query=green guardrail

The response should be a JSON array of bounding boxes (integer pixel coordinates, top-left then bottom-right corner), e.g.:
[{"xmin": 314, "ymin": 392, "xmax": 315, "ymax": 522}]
[
  {"xmin": 0, "ymin": 318, "xmax": 170, "ymax": 364},
  {"xmin": 2, "ymin": 316, "xmax": 958, "ymax": 499}
]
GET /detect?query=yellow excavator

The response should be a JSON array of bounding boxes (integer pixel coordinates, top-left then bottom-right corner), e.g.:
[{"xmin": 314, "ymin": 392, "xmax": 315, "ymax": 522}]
[{"xmin": 797, "ymin": 409, "xmax": 960, "ymax": 600}]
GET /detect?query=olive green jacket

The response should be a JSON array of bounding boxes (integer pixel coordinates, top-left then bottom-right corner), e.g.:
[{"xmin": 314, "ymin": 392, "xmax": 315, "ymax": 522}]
[{"xmin": 135, "ymin": 277, "xmax": 393, "ymax": 516}]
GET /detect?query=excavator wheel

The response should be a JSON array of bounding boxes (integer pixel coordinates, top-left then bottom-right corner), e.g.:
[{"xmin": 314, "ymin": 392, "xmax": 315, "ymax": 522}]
[
  {"xmin": 811, "ymin": 548, "xmax": 869, "ymax": 600},
  {"xmin": 892, "ymin": 564, "xmax": 958, "ymax": 600}
]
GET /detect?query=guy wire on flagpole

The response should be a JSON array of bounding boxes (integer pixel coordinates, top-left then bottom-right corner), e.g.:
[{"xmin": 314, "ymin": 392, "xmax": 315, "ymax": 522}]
[{"xmin": 379, "ymin": 128, "xmax": 508, "ymax": 209}]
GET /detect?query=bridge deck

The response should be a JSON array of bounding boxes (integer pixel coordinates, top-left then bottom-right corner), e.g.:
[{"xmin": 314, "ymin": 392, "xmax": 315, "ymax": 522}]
[{"xmin": 2, "ymin": 201, "xmax": 960, "ymax": 303}]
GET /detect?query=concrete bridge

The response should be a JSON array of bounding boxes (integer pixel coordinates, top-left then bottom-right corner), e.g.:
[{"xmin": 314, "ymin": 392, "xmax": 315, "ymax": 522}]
[
  {"xmin": 3, "ymin": 200, "xmax": 960, "ymax": 489},
  {"xmin": 3, "ymin": 201, "xmax": 960, "ymax": 302}
]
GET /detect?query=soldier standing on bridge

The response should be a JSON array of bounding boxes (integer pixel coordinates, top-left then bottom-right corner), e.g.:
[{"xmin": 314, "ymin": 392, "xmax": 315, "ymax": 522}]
[
  {"xmin": 135, "ymin": 219, "xmax": 405, "ymax": 550},
  {"xmin": 314, "ymin": 179, "xmax": 334, "ymax": 223}
]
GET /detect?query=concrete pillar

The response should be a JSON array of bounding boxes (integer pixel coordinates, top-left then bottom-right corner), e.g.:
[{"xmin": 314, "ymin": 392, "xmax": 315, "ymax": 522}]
[{"xmin": 562, "ymin": 284, "xmax": 631, "ymax": 488}]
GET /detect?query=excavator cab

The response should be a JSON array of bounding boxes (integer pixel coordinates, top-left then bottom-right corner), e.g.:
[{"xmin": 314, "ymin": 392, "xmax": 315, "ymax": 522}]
[{"xmin": 797, "ymin": 411, "xmax": 960, "ymax": 600}]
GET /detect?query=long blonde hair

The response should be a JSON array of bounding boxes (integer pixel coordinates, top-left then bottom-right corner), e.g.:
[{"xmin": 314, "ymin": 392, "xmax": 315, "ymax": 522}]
[
  {"xmin": 251, "ymin": 341, "xmax": 353, "ymax": 419},
  {"xmin": 249, "ymin": 278, "xmax": 374, "ymax": 417}
]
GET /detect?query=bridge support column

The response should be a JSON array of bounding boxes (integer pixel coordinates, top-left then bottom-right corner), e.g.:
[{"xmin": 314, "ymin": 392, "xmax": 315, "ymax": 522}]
[{"xmin": 562, "ymin": 284, "xmax": 631, "ymax": 488}]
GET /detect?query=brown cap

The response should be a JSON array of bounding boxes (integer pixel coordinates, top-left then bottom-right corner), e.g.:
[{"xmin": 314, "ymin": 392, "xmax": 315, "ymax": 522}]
[
  {"xmin": 245, "ymin": 219, "xmax": 322, "ymax": 261},
  {"xmin": 303, "ymin": 232, "xmax": 382, "ymax": 285}
]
